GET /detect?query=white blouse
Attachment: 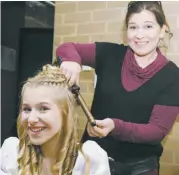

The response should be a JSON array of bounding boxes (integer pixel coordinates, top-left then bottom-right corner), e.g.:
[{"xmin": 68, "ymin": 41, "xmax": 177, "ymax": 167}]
[{"xmin": 0, "ymin": 137, "xmax": 111, "ymax": 175}]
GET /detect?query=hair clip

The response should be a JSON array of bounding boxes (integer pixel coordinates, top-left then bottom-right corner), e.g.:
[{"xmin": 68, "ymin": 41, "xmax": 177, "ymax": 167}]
[{"xmin": 128, "ymin": 1, "xmax": 162, "ymax": 8}]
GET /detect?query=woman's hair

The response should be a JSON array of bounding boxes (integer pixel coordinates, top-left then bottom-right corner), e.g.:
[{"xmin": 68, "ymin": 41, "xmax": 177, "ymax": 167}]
[
  {"xmin": 17, "ymin": 64, "xmax": 86, "ymax": 175},
  {"xmin": 123, "ymin": 1, "xmax": 172, "ymax": 52}
]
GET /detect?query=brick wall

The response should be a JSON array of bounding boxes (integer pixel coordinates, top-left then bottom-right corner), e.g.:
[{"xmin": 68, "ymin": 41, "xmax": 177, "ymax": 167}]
[{"xmin": 53, "ymin": 1, "xmax": 179, "ymax": 174}]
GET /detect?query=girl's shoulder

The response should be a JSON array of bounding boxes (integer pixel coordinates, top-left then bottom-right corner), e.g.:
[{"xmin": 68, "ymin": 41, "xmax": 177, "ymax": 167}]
[
  {"xmin": 1, "ymin": 137, "xmax": 19, "ymax": 175},
  {"xmin": 73, "ymin": 140, "xmax": 111, "ymax": 175}
]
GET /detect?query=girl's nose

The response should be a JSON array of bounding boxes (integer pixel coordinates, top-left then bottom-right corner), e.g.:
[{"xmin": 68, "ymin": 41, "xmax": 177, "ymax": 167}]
[{"xmin": 28, "ymin": 111, "xmax": 39, "ymax": 125}]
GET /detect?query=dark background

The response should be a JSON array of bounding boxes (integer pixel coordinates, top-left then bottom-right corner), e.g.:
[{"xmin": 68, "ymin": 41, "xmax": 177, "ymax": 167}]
[{"xmin": 1, "ymin": 1, "xmax": 55, "ymax": 144}]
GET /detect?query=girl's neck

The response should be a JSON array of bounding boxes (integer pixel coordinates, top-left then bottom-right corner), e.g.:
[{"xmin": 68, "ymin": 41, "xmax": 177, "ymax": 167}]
[
  {"xmin": 41, "ymin": 134, "xmax": 60, "ymax": 159},
  {"xmin": 41, "ymin": 158, "xmax": 56, "ymax": 175}
]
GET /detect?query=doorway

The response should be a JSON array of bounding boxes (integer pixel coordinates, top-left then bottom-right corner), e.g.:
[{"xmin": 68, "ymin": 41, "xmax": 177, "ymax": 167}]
[{"xmin": 10, "ymin": 28, "xmax": 54, "ymax": 139}]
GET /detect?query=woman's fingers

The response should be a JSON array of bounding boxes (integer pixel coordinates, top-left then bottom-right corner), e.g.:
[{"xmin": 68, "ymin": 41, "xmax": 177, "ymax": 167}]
[
  {"xmin": 69, "ymin": 73, "xmax": 79, "ymax": 85},
  {"xmin": 60, "ymin": 61, "xmax": 81, "ymax": 85},
  {"xmin": 87, "ymin": 123, "xmax": 104, "ymax": 138},
  {"xmin": 87, "ymin": 123, "xmax": 99, "ymax": 137}
]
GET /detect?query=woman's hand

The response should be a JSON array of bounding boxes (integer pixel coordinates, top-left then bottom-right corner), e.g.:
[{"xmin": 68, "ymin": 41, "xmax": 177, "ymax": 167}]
[
  {"xmin": 60, "ymin": 61, "xmax": 82, "ymax": 85},
  {"xmin": 87, "ymin": 118, "xmax": 115, "ymax": 138}
]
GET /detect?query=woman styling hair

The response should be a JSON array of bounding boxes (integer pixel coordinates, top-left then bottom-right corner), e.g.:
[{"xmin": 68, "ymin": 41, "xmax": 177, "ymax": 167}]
[{"xmin": 56, "ymin": 1, "xmax": 179, "ymax": 175}]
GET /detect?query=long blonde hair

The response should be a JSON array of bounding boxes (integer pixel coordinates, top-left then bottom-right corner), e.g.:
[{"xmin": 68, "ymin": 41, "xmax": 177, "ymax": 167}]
[{"xmin": 17, "ymin": 64, "xmax": 87, "ymax": 175}]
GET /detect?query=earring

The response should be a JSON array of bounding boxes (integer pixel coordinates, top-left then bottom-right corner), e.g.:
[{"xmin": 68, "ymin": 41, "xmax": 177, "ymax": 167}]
[{"xmin": 158, "ymin": 37, "xmax": 163, "ymax": 47}]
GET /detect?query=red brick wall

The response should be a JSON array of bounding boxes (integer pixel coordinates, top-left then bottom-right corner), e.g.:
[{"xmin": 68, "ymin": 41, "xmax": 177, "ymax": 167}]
[{"xmin": 53, "ymin": 2, "xmax": 179, "ymax": 174}]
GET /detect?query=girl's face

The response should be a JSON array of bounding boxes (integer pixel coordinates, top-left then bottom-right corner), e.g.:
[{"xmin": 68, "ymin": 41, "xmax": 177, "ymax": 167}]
[
  {"xmin": 21, "ymin": 86, "xmax": 62, "ymax": 146},
  {"xmin": 127, "ymin": 10, "xmax": 165, "ymax": 57}
]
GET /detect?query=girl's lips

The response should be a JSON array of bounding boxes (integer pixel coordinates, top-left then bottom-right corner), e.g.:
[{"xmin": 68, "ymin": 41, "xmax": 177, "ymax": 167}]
[{"xmin": 29, "ymin": 127, "xmax": 47, "ymax": 134}]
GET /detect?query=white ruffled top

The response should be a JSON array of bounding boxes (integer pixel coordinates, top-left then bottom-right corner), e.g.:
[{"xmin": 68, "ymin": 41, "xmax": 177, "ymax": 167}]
[{"xmin": 0, "ymin": 137, "xmax": 111, "ymax": 175}]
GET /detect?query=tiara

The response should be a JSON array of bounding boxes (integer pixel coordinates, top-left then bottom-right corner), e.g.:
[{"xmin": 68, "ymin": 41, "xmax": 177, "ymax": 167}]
[{"xmin": 39, "ymin": 64, "xmax": 67, "ymax": 81}]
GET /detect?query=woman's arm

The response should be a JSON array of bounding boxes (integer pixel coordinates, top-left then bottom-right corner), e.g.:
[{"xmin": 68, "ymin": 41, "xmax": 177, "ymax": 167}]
[
  {"xmin": 110, "ymin": 105, "xmax": 179, "ymax": 143},
  {"xmin": 111, "ymin": 77, "xmax": 179, "ymax": 144},
  {"xmin": 56, "ymin": 42, "xmax": 96, "ymax": 68}
]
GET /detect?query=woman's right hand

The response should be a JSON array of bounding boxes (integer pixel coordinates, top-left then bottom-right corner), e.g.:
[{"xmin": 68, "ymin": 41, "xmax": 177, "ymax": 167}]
[{"xmin": 60, "ymin": 61, "xmax": 82, "ymax": 85}]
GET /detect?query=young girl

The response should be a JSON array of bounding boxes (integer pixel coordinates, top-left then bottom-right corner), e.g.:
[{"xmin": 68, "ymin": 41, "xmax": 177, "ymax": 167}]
[{"xmin": 0, "ymin": 64, "xmax": 110, "ymax": 175}]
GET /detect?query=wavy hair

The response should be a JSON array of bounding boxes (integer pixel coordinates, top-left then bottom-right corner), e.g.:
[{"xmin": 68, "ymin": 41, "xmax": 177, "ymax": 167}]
[{"xmin": 17, "ymin": 65, "xmax": 89, "ymax": 175}]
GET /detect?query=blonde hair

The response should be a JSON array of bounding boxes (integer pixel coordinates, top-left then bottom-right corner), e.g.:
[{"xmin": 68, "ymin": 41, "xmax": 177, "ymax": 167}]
[{"xmin": 17, "ymin": 64, "xmax": 89, "ymax": 175}]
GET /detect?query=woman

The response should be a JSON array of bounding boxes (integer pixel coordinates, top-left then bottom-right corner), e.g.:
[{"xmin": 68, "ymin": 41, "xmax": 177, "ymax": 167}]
[
  {"xmin": 0, "ymin": 65, "xmax": 110, "ymax": 175},
  {"xmin": 56, "ymin": 1, "xmax": 179, "ymax": 175}
]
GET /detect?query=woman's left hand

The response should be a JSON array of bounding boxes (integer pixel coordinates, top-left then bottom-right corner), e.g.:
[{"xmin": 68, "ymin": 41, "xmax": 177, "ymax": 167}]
[{"xmin": 87, "ymin": 118, "xmax": 115, "ymax": 138}]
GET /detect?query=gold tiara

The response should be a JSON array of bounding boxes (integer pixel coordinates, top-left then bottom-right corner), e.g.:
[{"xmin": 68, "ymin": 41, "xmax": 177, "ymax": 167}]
[{"xmin": 39, "ymin": 64, "xmax": 67, "ymax": 82}]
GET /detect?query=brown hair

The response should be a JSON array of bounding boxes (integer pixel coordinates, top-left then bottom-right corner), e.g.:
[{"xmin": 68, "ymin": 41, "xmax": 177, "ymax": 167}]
[{"xmin": 123, "ymin": 1, "xmax": 172, "ymax": 51}]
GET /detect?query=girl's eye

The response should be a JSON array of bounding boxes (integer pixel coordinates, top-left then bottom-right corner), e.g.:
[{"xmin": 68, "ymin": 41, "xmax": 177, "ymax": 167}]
[
  {"xmin": 22, "ymin": 107, "xmax": 31, "ymax": 112},
  {"xmin": 39, "ymin": 107, "xmax": 49, "ymax": 112}
]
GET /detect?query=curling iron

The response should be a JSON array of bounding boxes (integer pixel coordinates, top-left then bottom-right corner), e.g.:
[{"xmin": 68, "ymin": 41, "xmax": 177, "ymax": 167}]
[
  {"xmin": 69, "ymin": 84, "xmax": 97, "ymax": 127},
  {"xmin": 53, "ymin": 57, "xmax": 97, "ymax": 127}
]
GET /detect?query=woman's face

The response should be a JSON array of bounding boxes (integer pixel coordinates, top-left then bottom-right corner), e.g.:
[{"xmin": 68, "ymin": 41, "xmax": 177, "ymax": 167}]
[
  {"xmin": 127, "ymin": 10, "xmax": 165, "ymax": 57},
  {"xmin": 21, "ymin": 86, "xmax": 62, "ymax": 145}
]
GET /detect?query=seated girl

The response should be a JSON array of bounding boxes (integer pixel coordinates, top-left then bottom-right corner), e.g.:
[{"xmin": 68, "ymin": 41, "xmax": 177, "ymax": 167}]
[{"xmin": 0, "ymin": 64, "xmax": 110, "ymax": 175}]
